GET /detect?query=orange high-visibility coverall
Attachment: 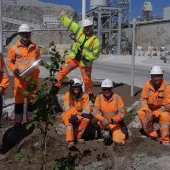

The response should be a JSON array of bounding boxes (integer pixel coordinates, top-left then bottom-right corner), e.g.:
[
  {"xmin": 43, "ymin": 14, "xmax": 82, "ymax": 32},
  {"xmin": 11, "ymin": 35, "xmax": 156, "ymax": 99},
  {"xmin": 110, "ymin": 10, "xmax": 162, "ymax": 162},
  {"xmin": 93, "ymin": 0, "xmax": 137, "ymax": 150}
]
[
  {"xmin": 62, "ymin": 92, "xmax": 90, "ymax": 142},
  {"xmin": 0, "ymin": 54, "xmax": 9, "ymax": 90},
  {"xmin": 7, "ymin": 40, "xmax": 40, "ymax": 123},
  {"xmin": 138, "ymin": 80, "xmax": 170, "ymax": 143},
  {"xmin": 93, "ymin": 93, "xmax": 126, "ymax": 144},
  {"xmin": 55, "ymin": 14, "xmax": 100, "ymax": 95}
]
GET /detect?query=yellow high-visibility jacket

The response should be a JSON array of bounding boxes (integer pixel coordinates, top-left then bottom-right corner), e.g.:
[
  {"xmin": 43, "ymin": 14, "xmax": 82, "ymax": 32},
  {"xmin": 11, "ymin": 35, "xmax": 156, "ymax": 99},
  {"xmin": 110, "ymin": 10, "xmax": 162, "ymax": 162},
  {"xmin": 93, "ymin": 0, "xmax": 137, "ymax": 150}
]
[{"xmin": 61, "ymin": 14, "xmax": 100, "ymax": 67}]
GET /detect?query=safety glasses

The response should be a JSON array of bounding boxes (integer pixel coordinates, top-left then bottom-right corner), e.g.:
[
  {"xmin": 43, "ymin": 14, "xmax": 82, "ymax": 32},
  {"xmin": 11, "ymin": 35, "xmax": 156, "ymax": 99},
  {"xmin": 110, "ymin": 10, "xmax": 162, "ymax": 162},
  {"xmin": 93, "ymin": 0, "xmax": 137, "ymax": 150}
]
[
  {"xmin": 20, "ymin": 32, "xmax": 31, "ymax": 37},
  {"xmin": 102, "ymin": 88, "xmax": 112, "ymax": 92},
  {"xmin": 151, "ymin": 76, "xmax": 162, "ymax": 80},
  {"xmin": 72, "ymin": 86, "xmax": 81, "ymax": 89}
]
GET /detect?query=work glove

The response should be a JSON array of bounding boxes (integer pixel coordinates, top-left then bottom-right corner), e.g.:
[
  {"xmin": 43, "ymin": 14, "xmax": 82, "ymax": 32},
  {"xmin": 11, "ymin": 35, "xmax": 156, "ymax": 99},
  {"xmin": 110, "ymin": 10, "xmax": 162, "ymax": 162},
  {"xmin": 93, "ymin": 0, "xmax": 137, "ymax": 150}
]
[
  {"xmin": 81, "ymin": 113, "xmax": 89, "ymax": 119},
  {"xmin": 88, "ymin": 113, "xmax": 94, "ymax": 120},
  {"xmin": 101, "ymin": 118, "xmax": 110, "ymax": 127},
  {"xmin": 69, "ymin": 115, "xmax": 78, "ymax": 124},
  {"xmin": 101, "ymin": 127, "xmax": 111, "ymax": 141},
  {"xmin": 13, "ymin": 69, "xmax": 20, "ymax": 77},
  {"xmin": 153, "ymin": 117, "xmax": 159, "ymax": 123}
]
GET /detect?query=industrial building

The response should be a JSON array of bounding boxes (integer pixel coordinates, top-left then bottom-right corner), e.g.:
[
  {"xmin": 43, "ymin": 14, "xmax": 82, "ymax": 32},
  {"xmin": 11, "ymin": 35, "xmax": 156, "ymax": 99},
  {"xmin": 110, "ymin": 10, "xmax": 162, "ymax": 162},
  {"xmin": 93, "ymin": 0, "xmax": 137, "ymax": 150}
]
[
  {"xmin": 164, "ymin": 7, "xmax": 170, "ymax": 19},
  {"xmin": 84, "ymin": 0, "xmax": 131, "ymax": 55},
  {"xmin": 2, "ymin": 0, "xmax": 170, "ymax": 56}
]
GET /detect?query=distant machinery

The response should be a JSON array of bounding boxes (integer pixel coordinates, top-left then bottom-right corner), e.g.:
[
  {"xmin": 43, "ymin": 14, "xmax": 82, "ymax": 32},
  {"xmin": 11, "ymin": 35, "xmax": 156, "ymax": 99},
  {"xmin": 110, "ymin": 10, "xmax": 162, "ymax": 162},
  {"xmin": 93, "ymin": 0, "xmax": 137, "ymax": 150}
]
[
  {"xmin": 164, "ymin": 7, "xmax": 170, "ymax": 20},
  {"xmin": 141, "ymin": 2, "xmax": 153, "ymax": 21},
  {"xmin": 138, "ymin": 1, "xmax": 162, "ymax": 22},
  {"xmin": 86, "ymin": 0, "xmax": 131, "ymax": 55},
  {"xmin": 90, "ymin": 0, "xmax": 108, "ymax": 9}
]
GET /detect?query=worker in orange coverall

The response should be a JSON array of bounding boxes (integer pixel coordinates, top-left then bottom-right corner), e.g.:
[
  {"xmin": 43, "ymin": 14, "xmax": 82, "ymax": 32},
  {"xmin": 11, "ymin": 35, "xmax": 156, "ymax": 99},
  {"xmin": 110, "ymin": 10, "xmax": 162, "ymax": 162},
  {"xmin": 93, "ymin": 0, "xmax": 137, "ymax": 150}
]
[
  {"xmin": 0, "ymin": 53, "xmax": 9, "ymax": 161},
  {"xmin": 62, "ymin": 78, "xmax": 91, "ymax": 149},
  {"xmin": 92, "ymin": 79, "xmax": 126, "ymax": 145},
  {"xmin": 7, "ymin": 24, "xmax": 40, "ymax": 128},
  {"xmin": 138, "ymin": 65, "xmax": 170, "ymax": 146}
]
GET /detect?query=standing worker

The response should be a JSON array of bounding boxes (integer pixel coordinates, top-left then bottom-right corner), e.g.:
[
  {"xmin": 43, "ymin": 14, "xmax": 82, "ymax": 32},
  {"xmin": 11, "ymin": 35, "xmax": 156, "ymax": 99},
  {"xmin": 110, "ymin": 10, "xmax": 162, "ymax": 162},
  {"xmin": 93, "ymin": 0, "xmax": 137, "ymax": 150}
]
[
  {"xmin": 92, "ymin": 79, "xmax": 126, "ymax": 145},
  {"xmin": 7, "ymin": 24, "xmax": 41, "ymax": 128},
  {"xmin": 54, "ymin": 10, "xmax": 100, "ymax": 102},
  {"xmin": 0, "ymin": 53, "xmax": 9, "ymax": 161},
  {"xmin": 138, "ymin": 65, "xmax": 170, "ymax": 145},
  {"xmin": 62, "ymin": 78, "xmax": 91, "ymax": 149}
]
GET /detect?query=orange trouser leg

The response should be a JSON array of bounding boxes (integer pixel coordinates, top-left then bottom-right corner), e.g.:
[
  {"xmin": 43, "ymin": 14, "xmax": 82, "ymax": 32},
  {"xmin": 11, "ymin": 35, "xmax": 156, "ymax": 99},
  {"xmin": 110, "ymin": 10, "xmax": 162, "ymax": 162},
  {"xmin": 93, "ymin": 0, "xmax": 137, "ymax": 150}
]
[
  {"xmin": 14, "ymin": 77, "xmax": 27, "ymax": 104},
  {"xmin": 80, "ymin": 66, "xmax": 93, "ymax": 95},
  {"xmin": 14, "ymin": 77, "xmax": 38, "ymax": 123},
  {"xmin": 62, "ymin": 109, "xmax": 75, "ymax": 142},
  {"xmin": 55, "ymin": 57, "xmax": 79, "ymax": 87},
  {"xmin": 77, "ymin": 115, "xmax": 90, "ymax": 139},
  {"xmin": 138, "ymin": 110, "xmax": 158, "ymax": 138},
  {"xmin": 158, "ymin": 112, "xmax": 170, "ymax": 143},
  {"xmin": 14, "ymin": 77, "xmax": 28, "ymax": 123},
  {"xmin": 109, "ymin": 123, "xmax": 126, "ymax": 145}
]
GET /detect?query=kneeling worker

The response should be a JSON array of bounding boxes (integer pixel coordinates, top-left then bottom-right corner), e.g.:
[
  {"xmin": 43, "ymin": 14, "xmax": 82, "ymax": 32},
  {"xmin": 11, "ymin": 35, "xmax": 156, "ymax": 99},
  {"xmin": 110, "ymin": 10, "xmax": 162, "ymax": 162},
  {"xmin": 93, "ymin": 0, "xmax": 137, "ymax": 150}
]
[
  {"xmin": 138, "ymin": 65, "xmax": 170, "ymax": 145},
  {"xmin": 92, "ymin": 79, "xmax": 126, "ymax": 145},
  {"xmin": 62, "ymin": 78, "xmax": 91, "ymax": 149}
]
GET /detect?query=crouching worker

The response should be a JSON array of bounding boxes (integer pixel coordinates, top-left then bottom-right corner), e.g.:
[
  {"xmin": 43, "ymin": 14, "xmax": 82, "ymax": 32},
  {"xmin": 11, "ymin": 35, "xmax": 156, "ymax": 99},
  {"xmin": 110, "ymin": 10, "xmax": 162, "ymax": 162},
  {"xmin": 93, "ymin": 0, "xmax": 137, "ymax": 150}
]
[
  {"xmin": 62, "ymin": 78, "xmax": 91, "ymax": 149},
  {"xmin": 92, "ymin": 79, "xmax": 126, "ymax": 145},
  {"xmin": 138, "ymin": 66, "xmax": 170, "ymax": 145}
]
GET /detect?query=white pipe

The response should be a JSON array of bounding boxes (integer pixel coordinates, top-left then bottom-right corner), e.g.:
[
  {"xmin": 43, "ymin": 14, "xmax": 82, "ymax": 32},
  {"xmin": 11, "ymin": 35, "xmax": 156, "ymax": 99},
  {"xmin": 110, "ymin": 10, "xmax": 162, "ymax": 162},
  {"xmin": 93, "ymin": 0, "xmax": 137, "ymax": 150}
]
[
  {"xmin": 82, "ymin": 0, "xmax": 86, "ymax": 24},
  {"xmin": 81, "ymin": 0, "xmax": 86, "ymax": 92},
  {"xmin": 131, "ymin": 18, "xmax": 136, "ymax": 97}
]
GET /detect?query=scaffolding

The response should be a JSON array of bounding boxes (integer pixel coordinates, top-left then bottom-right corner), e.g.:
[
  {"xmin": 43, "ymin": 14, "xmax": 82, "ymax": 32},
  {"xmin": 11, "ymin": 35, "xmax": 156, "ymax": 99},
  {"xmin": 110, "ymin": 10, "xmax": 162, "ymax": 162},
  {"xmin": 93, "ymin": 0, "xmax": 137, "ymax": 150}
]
[{"xmin": 86, "ymin": 0, "xmax": 131, "ymax": 54}]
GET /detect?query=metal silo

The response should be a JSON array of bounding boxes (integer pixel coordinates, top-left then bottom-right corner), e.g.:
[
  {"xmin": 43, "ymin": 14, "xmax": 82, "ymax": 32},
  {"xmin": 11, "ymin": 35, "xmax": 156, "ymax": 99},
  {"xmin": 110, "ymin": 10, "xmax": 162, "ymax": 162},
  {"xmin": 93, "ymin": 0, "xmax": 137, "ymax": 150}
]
[{"xmin": 90, "ymin": 0, "xmax": 108, "ymax": 10}]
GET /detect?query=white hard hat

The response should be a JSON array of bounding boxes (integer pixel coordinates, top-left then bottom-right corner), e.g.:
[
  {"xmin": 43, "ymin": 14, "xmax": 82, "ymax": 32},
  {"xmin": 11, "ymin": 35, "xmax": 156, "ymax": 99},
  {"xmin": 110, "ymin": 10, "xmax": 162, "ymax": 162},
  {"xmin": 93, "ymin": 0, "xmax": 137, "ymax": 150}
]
[
  {"xmin": 18, "ymin": 24, "xmax": 31, "ymax": 33},
  {"xmin": 70, "ymin": 78, "xmax": 82, "ymax": 87},
  {"xmin": 82, "ymin": 19, "xmax": 93, "ymax": 27},
  {"xmin": 150, "ymin": 65, "xmax": 164, "ymax": 75},
  {"xmin": 101, "ymin": 79, "xmax": 113, "ymax": 88}
]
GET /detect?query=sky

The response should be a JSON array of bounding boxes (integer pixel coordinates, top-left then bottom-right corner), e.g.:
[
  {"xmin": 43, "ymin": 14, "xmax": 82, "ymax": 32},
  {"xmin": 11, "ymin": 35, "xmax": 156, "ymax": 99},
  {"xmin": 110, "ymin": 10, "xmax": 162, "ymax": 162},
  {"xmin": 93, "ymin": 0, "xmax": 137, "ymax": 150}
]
[{"xmin": 41, "ymin": 0, "xmax": 170, "ymax": 19}]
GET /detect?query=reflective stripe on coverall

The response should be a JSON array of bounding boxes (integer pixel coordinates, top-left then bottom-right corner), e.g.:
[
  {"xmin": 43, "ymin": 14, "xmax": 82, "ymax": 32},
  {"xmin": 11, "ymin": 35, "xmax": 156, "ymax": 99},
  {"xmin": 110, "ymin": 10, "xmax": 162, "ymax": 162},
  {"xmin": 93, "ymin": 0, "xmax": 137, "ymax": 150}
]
[
  {"xmin": 55, "ymin": 14, "xmax": 100, "ymax": 95},
  {"xmin": 92, "ymin": 93, "xmax": 126, "ymax": 144},
  {"xmin": 138, "ymin": 80, "xmax": 170, "ymax": 143},
  {"xmin": 62, "ymin": 92, "xmax": 90, "ymax": 141},
  {"xmin": 7, "ymin": 40, "xmax": 40, "ymax": 123}
]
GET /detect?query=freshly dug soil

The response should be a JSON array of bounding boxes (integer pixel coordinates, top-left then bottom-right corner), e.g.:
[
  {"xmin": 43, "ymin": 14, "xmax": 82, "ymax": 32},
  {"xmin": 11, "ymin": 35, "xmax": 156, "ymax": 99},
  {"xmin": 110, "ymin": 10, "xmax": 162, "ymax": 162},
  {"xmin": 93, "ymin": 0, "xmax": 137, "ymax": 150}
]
[
  {"xmin": 2, "ymin": 77, "xmax": 169, "ymax": 170},
  {"xmin": 0, "ymin": 124, "xmax": 170, "ymax": 170}
]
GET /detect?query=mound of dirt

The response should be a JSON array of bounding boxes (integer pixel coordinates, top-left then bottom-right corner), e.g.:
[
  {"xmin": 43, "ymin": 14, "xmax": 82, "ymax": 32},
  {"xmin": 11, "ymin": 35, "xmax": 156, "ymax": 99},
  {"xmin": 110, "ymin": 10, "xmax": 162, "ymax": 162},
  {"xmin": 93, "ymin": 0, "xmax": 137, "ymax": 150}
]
[
  {"xmin": 0, "ymin": 123, "xmax": 170, "ymax": 170},
  {"xmin": 2, "ymin": 77, "xmax": 169, "ymax": 170}
]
